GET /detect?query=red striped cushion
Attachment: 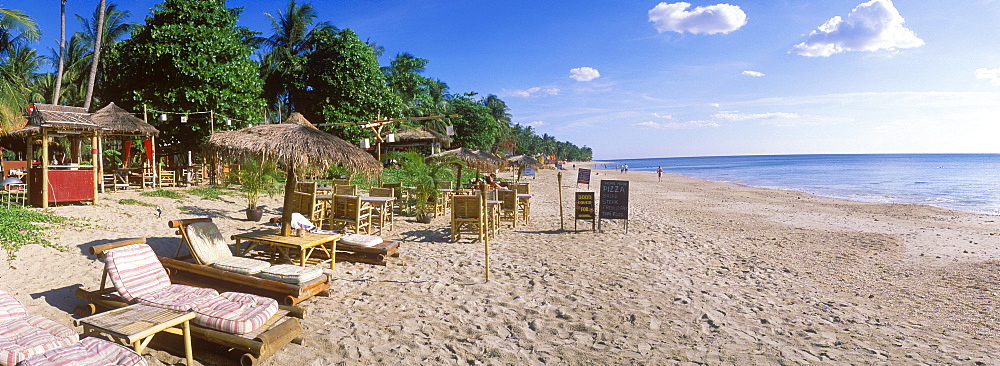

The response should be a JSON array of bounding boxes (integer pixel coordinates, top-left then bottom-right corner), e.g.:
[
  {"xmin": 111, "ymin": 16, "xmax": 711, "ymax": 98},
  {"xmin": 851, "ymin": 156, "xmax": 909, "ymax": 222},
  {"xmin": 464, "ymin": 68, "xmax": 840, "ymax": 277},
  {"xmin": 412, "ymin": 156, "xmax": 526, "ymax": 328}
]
[
  {"xmin": 0, "ymin": 315, "xmax": 78, "ymax": 366},
  {"xmin": 0, "ymin": 290, "xmax": 27, "ymax": 325},
  {"xmin": 192, "ymin": 292, "xmax": 278, "ymax": 334},
  {"xmin": 133, "ymin": 284, "xmax": 220, "ymax": 311},
  {"xmin": 104, "ymin": 244, "xmax": 172, "ymax": 303},
  {"xmin": 18, "ymin": 337, "xmax": 146, "ymax": 366}
]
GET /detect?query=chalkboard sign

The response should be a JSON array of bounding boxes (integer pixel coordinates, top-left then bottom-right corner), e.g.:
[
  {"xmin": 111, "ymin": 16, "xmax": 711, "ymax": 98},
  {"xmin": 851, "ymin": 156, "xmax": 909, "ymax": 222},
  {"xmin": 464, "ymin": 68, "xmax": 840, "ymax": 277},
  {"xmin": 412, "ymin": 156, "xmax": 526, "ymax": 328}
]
[
  {"xmin": 577, "ymin": 168, "xmax": 591, "ymax": 185},
  {"xmin": 575, "ymin": 192, "xmax": 595, "ymax": 220},
  {"xmin": 598, "ymin": 180, "xmax": 629, "ymax": 219}
]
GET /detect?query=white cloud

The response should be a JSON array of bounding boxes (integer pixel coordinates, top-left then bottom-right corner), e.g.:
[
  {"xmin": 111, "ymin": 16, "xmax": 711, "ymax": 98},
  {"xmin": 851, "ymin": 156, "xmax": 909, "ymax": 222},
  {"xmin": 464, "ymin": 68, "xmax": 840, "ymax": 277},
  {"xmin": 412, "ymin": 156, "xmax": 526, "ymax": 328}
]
[
  {"xmin": 794, "ymin": 0, "xmax": 924, "ymax": 57},
  {"xmin": 652, "ymin": 112, "xmax": 673, "ymax": 119},
  {"xmin": 648, "ymin": 2, "xmax": 747, "ymax": 35},
  {"xmin": 712, "ymin": 111, "xmax": 800, "ymax": 122},
  {"xmin": 709, "ymin": 103, "xmax": 721, "ymax": 108},
  {"xmin": 524, "ymin": 121, "xmax": 547, "ymax": 127},
  {"xmin": 569, "ymin": 67, "xmax": 601, "ymax": 82},
  {"xmin": 505, "ymin": 87, "xmax": 561, "ymax": 98},
  {"xmin": 742, "ymin": 70, "xmax": 765, "ymax": 77},
  {"xmin": 975, "ymin": 68, "xmax": 1000, "ymax": 86},
  {"xmin": 632, "ymin": 120, "xmax": 720, "ymax": 129}
]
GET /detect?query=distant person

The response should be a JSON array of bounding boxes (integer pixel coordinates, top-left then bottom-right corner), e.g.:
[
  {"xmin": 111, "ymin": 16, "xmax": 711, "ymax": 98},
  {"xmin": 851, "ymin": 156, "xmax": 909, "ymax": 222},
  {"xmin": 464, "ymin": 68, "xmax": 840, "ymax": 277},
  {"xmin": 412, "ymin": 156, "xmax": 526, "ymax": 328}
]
[
  {"xmin": 624, "ymin": 164, "xmax": 629, "ymax": 173},
  {"xmin": 657, "ymin": 166, "xmax": 663, "ymax": 181}
]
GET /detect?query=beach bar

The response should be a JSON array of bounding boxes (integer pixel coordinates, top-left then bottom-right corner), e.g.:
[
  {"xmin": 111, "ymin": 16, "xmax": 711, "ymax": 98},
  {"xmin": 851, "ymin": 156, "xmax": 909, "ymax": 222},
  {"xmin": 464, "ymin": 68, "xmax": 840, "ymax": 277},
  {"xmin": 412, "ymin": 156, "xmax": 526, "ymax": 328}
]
[{"xmin": 8, "ymin": 104, "xmax": 101, "ymax": 208}]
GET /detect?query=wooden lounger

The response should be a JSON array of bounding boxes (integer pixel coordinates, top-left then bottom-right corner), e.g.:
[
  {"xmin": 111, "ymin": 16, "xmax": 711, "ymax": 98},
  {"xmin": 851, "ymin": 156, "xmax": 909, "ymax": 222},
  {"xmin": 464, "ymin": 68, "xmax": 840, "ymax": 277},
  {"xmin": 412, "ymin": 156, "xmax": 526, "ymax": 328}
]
[
  {"xmin": 337, "ymin": 240, "xmax": 399, "ymax": 266},
  {"xmin": 74, "ymin": 238, "xmax": 306, "ymax": 366}
]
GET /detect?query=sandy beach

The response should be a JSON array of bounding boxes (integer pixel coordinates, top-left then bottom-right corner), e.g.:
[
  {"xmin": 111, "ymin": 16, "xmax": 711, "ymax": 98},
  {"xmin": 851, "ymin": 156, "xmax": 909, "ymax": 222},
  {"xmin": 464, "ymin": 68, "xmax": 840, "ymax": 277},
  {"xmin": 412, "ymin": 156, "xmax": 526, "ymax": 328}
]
[{"xmin": 2, "ymin": 166, "xmax": 999, "ymax": 365}]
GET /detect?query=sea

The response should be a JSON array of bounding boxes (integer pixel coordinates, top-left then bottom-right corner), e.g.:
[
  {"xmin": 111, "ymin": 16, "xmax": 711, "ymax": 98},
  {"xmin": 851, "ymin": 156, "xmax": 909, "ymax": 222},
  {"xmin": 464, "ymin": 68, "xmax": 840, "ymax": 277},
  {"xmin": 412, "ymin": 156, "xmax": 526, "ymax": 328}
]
[{"xmin": 595, "ymin": 154, "xmax": 1000, "ymax": 216}]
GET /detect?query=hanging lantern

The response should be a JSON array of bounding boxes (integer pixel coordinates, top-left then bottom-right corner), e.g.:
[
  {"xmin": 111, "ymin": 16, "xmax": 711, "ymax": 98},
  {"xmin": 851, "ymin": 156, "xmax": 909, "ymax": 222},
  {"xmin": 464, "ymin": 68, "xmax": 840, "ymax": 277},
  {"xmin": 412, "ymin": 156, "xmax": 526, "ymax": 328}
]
[
  {"xmin": 445, "ymin": 125, "xmax": 455, "ymax": 136},
  {"xmin": 360, "ymin": 138, "xmax": 370, "ymax": 149},
  {"xmin": 226, "ymin": 118, "xmax": 231, "ymax": 126},
  {"xmin": 159, "ymin": 114, "xmax": 167, "ymax": 122},
  {"xmin": 386, "ymin": 133, "xmax": 396, "ymax": 143},
  {"xmin": 180, "ymin": 114, "xmax": 188, "ymax": 123}
]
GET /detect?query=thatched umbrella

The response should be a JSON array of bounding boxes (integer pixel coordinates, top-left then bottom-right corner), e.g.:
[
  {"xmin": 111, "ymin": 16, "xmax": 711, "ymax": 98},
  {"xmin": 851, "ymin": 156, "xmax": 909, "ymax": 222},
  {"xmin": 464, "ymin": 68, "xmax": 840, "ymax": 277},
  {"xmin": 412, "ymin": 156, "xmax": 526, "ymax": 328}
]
[
  {"xmin": 504, "ymin": 154, "xmax": 543, "ymax": 181},
  {"xmin": 430, "ymin": 147, "xmax": 502, "ymax": 186},
  {"xmin": 91, "ymin": 102, "xmax": 159, "ymax": 136},
  {"xmin": 203, "ymin": 113, "xmax": 381, "ymax": 235}
]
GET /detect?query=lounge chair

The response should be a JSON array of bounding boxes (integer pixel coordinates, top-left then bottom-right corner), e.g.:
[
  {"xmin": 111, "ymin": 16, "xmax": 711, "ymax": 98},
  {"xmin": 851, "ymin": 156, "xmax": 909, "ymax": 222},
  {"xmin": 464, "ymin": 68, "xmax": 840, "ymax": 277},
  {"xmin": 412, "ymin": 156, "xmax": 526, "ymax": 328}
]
[
  {"xmin": 0, "ymin": 290, "xmax": 145, "ymax": 366},
  {"xmin": 75, "ymin": 238, "xmax": 304, "ymax": 366},
  {"xmin": 166, "ymin": 217, "xmax": 330, "ymax": 305}
]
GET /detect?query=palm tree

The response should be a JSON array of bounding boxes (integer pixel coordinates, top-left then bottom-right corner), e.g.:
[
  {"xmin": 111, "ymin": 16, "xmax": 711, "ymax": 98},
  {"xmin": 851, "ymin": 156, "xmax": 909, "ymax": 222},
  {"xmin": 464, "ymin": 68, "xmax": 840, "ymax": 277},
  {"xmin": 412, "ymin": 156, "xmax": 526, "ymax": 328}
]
[
  {"xmin": 53, "ymin": 0, "xmax": 67, "ymax": 105},
  {"xmin": 0, "ymin": 8, "xmax": 41, "ymax": 132},
  {"xmin": 259, "ymin": 0, "xmax": 335, "ymax": 118},
  {"xmin": 0, "ymin": 8, "xmax": 40, "ymax": 55},
  {"xmin": 83, "ymin": 0, "xmax": 107, "ymax": 110}
]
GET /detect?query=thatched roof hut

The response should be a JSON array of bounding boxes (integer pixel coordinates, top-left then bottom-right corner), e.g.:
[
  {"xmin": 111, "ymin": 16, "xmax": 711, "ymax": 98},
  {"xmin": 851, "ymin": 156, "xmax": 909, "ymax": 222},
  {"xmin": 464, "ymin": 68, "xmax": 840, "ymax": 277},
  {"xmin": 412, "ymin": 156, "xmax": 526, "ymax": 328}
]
[
  {"xmin": 7, "ymin": 104, "xmax": 101, "ymax": 138},
  {"xmin": 392, "ymin": 127, "xmax": 452, "ymax": 148},
  {"xmin": 91, "ymin": 102, "xmax": 159, "ymax": 136}
]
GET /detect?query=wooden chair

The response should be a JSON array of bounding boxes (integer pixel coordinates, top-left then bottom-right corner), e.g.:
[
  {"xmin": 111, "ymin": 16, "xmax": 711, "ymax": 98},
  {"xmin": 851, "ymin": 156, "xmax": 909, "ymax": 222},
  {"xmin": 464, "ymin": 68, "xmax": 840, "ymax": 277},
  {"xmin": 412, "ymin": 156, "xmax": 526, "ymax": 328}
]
[
  {"xmin": 368, "ymin": 187, "xmax": 394, "ymax": 233},
  {"xmin": 451, "ymin": 195, "xmax": 485, "ymax": 242},
  {"xmin": 329, "ymin": 195, "xmax": 372, "ymax": 234},
  {"xmin": 498, "ymin": 189, "xmax": 519, "ymax": 227},
  {"xmin": 159, "ymin": 169, "xmax": 176, "ymax": 187},
  {"xmin": 513, "ymin": 183, "xmax": 531, "ymax": 221},
  {"xmin": 142, "ymin": 167, "xmax": 156, "ymax": 189},
  {"xmin": 331, "ymin": 178, "xmax": 350, "ymax": 187},
  {"xmin": 288, "ymin": 182, "xmax": 327, "ymax": 230},
  {"xmin": 166, "ymin": 218, "xmax": 331, "ymax": 306},
  {"xmin": 334, "ymin": 184, "xmax": 357, "ymax": 196},
  {"xmin": 103, "ymin": 171, "xmax": 130, "ymax": 191}
]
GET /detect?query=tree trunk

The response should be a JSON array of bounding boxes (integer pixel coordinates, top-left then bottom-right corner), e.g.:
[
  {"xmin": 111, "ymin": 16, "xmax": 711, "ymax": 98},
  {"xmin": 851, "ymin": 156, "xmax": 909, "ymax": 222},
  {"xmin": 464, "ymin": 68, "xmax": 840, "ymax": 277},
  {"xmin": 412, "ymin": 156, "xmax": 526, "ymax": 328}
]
[
  {"xmin": 52, "ymin": 0, "xmax": 67, "ymax": 104},
  {"xmin": 83, "ymin": 0, "xmax": 107, "ymax": 110}
]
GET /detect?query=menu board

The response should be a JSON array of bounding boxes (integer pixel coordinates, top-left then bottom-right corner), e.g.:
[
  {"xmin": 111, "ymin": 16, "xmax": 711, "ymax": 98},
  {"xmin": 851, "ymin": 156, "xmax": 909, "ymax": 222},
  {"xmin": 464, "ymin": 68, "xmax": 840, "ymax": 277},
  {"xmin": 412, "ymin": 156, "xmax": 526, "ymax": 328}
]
[
  {"xmin": 577, "ymin": 168, "xmax": 591, "ymax": 185},
  {"xmin": 598, "ymin": 180, "xmax": 629, "ymax": 219},
  {"xmin": 575, "ymin": 192, "xmax": 595, "ymax": 220}
]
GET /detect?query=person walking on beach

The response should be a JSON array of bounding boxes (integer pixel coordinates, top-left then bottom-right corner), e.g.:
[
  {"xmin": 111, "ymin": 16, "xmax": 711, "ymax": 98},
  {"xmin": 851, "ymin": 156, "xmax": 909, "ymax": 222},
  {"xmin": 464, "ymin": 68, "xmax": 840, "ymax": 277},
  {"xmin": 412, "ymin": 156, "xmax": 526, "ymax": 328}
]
[
  {"xmin": 657, "ymin": 166, "xmax": 663, "ymax": 181},
  {"xmin": 624, "ymin": 164, "xmax": 628, "ymax": 173}
]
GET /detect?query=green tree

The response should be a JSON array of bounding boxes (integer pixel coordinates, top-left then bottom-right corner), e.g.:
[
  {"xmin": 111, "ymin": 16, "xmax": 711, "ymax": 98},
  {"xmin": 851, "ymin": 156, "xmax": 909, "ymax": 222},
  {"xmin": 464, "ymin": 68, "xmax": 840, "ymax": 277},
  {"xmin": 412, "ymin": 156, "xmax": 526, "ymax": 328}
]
[
  {"xmin": 259, "ymin": 0, "xmax": 333, "ymax": 121},
  {"xmin": 0, "ymin": 8, "xmax": 40, "ymax": 130},
  {"xmin": 82, "ymin": 0, "xmax": 107, "ymax": 110},
  {"xmin": 448, "ymin": 95, "xmax": 504, "ymax": 150},
  {"xmin": 290, "ymin": 27, "xmax": 401, "ymax": 142},
  {"xmin": 102, "ymin": 0, "xmax": 264, "ymax": 148}
]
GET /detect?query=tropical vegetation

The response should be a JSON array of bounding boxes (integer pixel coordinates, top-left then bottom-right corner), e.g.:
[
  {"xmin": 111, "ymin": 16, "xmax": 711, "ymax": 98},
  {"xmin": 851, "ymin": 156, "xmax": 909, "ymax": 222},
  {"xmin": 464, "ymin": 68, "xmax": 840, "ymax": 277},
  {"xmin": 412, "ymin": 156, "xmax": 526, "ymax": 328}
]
[{"xmin": 0, "ymin": 0, "xmax": 592, "ymax": 162}]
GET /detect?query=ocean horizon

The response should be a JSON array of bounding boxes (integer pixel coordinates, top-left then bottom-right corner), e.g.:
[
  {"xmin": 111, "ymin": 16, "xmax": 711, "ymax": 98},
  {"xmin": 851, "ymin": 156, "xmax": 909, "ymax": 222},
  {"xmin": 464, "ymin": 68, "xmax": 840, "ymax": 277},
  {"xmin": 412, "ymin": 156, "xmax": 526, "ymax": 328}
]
[{"xmin": 594, "ymin": 153, "xmax": 1000, "ymax": 215}]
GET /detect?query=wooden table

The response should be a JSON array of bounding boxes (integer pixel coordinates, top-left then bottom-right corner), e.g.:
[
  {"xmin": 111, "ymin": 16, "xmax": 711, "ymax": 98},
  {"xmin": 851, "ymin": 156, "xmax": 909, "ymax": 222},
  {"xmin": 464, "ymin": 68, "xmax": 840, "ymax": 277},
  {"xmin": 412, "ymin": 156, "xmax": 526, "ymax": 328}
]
[
  {"xmin": 232, "ymin": 230, "xmax": 341, "ymax": 269},
  {"xmin": 76, "ymin": 304, "xmax": 195, "ymax": 365}
]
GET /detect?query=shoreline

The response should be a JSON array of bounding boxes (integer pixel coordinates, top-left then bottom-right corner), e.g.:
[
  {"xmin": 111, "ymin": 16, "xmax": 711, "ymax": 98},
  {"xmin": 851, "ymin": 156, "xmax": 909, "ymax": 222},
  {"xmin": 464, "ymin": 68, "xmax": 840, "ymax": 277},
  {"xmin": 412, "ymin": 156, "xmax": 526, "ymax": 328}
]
[{"xmin": 2, "ymin": 166, "xmax": 998, "ymax": 364}]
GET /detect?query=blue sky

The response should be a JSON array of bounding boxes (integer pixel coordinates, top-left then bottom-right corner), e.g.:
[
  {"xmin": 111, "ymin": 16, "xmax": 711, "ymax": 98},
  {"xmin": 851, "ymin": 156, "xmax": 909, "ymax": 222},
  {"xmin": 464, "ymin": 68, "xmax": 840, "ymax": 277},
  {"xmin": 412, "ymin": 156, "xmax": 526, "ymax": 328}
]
[{"xmin": 22, "ymin": 0, "xmax": 1000, "ymax": 159}]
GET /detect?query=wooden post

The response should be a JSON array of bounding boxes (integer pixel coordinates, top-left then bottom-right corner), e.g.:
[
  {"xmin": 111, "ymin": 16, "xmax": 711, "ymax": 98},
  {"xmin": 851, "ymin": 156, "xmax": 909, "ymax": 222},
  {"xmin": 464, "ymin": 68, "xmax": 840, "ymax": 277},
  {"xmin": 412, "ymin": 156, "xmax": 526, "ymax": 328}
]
[
  {"xmin": 26, "ymin": 137, "xmax": 33, "ymax": 199},
  {"xmin": 91, "ymin": 134, "xmax": 99, "ymax": 203},
  {"xmin": 41, "ymin": 127, "xmax": 49, "ymax": 209},
  {"xmin": 280, "ymin": 167, "xmax": 297, "ymax": 236},
  {"xmin": 557, "ymin": 171, "xmax": 564, "ymax": 231},
  {"xmin": 481, "ymin": 183, "xmax": 491, "ymax": 282}
]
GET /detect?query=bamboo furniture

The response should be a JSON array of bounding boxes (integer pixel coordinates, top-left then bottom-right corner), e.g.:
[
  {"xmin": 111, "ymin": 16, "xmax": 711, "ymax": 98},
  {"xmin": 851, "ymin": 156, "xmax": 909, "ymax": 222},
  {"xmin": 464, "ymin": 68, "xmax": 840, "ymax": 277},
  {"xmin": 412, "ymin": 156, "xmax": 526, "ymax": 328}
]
[
  {"xmin": 158, "ymin": 170, "xmax": 176, "ymax": 187},
  {"xmin": 366, "ymin": 189, "xmax": 395, "ymax": 233},
  {"xmin": 74, "ymin": 238, "xmax": 305, "ymax": 366},
  {"xmin": 330, "ymin": 178, "xmax": 350, "ymax": 187},
  {"xmin": 288, "ymin": 182, "xmax": 328, "ymax": 230},
  {"xmin": 497, "ymin": 189, "xmax": 519, "ymax": 227},
  {"xmin": 333, "ymin": 184, "xmax": 357, "ymax": 196},
  {"xmin": 450, "ymin": 194, "xmax": 485, "ymax": 242},
  {"xmin": 231, "ymin": 230, "xmax": 341, "ymax": 270},
  {"xmin": 328, "ymin": 195, "xmax": 372, "ymax": 234},
  {"xmin": 168, "ymin": 218, "xmax": 332, "ymax": 305},
  {"xmin": 77, "ymin": 304, "xmax": 194, "ymax": 365},
  {"xmin": 513, "ymin": 183, "xmax": 532, "ymax": 221}
]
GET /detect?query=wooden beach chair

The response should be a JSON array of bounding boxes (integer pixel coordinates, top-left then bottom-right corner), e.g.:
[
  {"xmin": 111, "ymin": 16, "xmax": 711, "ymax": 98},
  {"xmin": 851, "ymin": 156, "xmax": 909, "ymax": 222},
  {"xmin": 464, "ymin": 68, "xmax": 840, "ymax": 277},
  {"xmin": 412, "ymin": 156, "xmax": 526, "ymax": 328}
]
[
  {"xmin": 450, "ymin": 195, "xmax": 485, "ymax": 242},
  {"xmin": 497, "ymin": 189, "xmax": 519, "ymax": 227},
  {"xmin": 167, "ymin": 218, "xmax": 331, "ymax": 305},
  {"xmin": 287, "ymin": 182, "xmax": 328, "ymax": 230},
  {"xmin": 329, "ymin": 195, "xmax": 372, "ymax": 234},
  {"xmin": 0, "ymin": 290, "xmax": 146, "ymax": 366},
  {"xmin": 75, "ymin": 238, "xmax": 305, "ymax": 366}
]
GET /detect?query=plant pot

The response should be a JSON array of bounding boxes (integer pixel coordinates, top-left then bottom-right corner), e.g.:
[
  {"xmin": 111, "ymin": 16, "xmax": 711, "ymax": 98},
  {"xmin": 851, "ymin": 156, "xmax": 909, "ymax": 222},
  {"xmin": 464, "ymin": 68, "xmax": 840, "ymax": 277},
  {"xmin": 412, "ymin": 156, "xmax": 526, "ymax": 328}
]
[
  {"xmin": 415, "ymin": 212, "xmax": 434, "ymax": 224},
  {"xmin": 246, "ymin": 208, "xmax": 264, "ymax": 222}
]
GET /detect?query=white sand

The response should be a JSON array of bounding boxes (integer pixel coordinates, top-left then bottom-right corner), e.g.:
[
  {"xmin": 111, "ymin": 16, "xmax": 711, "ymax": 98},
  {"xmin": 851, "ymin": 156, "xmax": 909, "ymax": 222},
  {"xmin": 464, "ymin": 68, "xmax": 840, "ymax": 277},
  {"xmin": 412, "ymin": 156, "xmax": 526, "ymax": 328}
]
[{"xmin": 2, "ymin": 166, "xmax": 998, "ymax": 364}]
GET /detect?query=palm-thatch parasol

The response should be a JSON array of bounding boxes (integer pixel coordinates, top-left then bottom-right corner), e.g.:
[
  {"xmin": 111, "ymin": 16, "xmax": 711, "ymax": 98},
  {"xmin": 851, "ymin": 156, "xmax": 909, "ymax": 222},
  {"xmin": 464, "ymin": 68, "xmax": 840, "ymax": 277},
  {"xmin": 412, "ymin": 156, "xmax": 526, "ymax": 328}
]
[
  {"xmin": 430, "ymin": 147, "xmax": 502, "ymax": 186},
  {"xmin": 91, "ymin": 102, "xmax": 159, "ymax": 136},
  {"xmin": 203, "ymin": 112, "xmax": 382, "ymax": 235},
  {"xmin": 504, "ymin": 154, "xmax": 543, "ymax": 181}
]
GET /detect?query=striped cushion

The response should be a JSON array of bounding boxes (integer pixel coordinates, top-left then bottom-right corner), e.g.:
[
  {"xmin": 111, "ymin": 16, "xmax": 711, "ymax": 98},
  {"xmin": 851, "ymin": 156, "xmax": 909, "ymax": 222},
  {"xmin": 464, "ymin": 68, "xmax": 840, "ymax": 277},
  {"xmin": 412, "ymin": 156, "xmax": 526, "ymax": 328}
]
[
  {"xmin": 192, "ymin": 292, "xmax": 278, "ymax": 334},
  {"xmin": 103, "ymin": 244, "xmax": 172, "ymax": 303},
  {"xmin": 0, "ymin": 291, "xmax": 27, "ymax": 325},
  {"xmin": 0, "ymin": 315, "xmax": 78, "ymax": 366},
  {"xmin": 209, "ymin": 257, "xmax": 271, "ymax": 276},
  {"xmin": 185, "ymin": 222, "xmax": 234, "ymax": 265},
  {"xmin": 255, "ymin": 265, "xmax": 325, "ymax": 284},
  {"xmin": 18, "ymin": 337, "xmax": 146, "ymax": 366},
  {"xmin": 339, "ymin": 234, "xmax": 382, "ymax": 247},
  {"xmin": 133, "ymin": 284, "xmax": 220, "ymax": 312}
]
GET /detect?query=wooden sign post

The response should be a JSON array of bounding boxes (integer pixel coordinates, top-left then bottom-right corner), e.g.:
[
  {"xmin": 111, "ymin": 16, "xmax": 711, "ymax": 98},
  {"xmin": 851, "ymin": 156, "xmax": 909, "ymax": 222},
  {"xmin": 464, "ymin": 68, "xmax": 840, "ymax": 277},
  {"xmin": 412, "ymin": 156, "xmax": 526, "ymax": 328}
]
[
  {"xmin": 557, "ymin": 171, "xmax": 564, "ymax": 230},
  {"xmin": 576, "ymin": 168, "xmax": 591, "ymax": 189},
  {"xmin": 575, "ymin": 191, "xmax": 596, "ymax": 231},
  {"xmin": 597, "ymin": 180, "xmax": 629, "ymax": 233}
]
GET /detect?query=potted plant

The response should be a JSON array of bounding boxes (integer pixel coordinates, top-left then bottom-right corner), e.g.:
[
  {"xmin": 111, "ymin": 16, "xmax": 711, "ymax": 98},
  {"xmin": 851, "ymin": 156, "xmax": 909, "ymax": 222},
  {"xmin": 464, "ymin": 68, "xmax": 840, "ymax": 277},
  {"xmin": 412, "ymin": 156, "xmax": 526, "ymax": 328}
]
[
  {"xmin": 392, "ymin": 151, "xmax": 455, "ymax": 223},
  {"xmin": 230, "ymin": 158, "xmax": 282, "ymax": 221}
]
